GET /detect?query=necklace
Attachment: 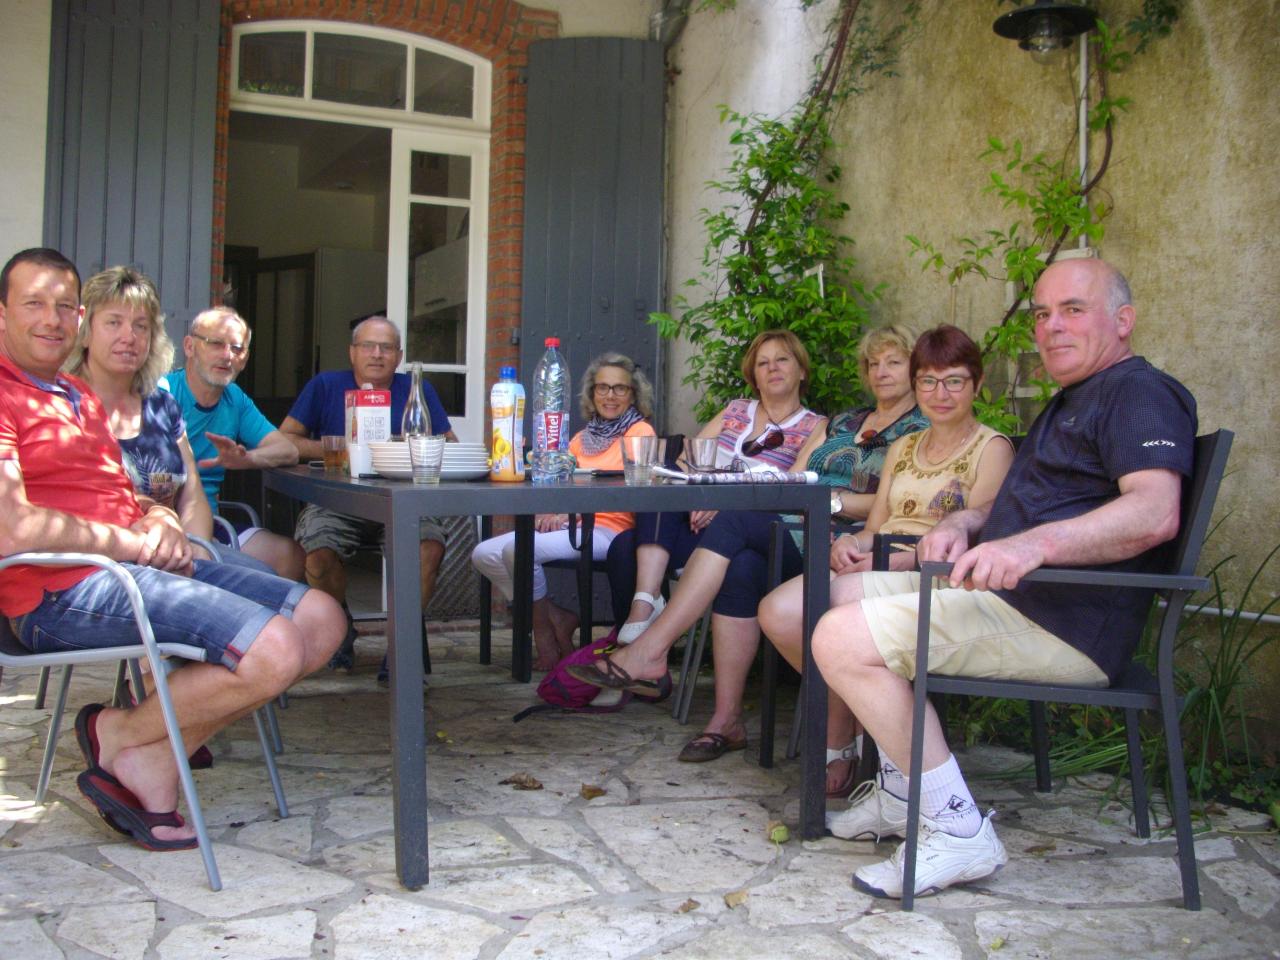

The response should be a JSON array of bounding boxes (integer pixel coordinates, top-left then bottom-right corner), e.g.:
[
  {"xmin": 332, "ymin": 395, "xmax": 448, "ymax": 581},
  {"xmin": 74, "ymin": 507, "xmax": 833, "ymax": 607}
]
[
  {"xmin": 921, "ymin": 421, "xmax": 978, "ymax": 466},
  {"xmin": 862, "ymin": 396, "xmax": 913, "ymax": 437},
  {"xmin": 759, "ymin": 400, "xmax": 803, "ymax": 427}
]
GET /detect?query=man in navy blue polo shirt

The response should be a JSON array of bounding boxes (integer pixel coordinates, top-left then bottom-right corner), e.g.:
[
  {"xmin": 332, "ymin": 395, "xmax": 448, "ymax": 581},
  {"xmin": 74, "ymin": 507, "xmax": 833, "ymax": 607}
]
[
  {"xmin": 280, "ymin": 315, "xmax": 456, "ymax": 676},
  {"xmin": 772, "ymin": 258, "xmax": 1197, "ymax": 899}
]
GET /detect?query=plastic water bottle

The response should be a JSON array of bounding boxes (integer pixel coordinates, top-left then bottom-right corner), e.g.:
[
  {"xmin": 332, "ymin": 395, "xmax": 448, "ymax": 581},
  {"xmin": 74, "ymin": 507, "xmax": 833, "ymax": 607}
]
[
  {"xmin": 529, "ymin": 337, "xmax": 572, "ymax": 484},
  {"xmin": 401, "ymin": 362, "xmax": 432, "ymax": 437}
]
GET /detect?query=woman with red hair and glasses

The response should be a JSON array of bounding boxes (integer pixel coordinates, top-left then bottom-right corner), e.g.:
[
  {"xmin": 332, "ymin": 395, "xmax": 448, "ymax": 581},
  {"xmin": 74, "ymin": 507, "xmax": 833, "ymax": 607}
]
[{"xmin": 759, "ymin": 324, "xmax": 1014, "ymax": 807}]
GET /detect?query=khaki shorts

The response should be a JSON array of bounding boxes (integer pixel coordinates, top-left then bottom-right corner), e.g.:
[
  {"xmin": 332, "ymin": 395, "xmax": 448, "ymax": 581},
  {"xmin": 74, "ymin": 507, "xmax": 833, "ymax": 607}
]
[
  {"xmin": 859, "ymin": 571, "xmax": 1108, "ymax": 687},
  {"xmin": 294, "ymin": 504, "xmax": 447, "ymax": 560}
]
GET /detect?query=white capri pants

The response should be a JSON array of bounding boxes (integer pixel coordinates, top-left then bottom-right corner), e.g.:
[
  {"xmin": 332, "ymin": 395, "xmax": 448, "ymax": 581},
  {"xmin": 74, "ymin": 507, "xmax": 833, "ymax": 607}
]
[{"xmin": 470, "ymin": 525, "xmax": 618, "ymax": 602}]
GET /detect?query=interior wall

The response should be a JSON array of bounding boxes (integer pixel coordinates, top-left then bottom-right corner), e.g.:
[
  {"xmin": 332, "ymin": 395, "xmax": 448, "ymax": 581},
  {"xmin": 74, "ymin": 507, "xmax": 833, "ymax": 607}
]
[
  {"xmin": 226, "ymin": 139, "xmax": 380, "ymax": 258},
  {"xmin": 0, "ymin": 1, "xmax": 53, "ymax": 252},
  {"xmin": 665, "ymin": 0, "xmax": 1279, "ymax": 739}
]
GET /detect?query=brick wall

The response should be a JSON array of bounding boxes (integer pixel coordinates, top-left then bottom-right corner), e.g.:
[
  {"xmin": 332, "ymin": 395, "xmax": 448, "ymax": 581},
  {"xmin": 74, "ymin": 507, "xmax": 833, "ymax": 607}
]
[{"xmin": 213, "ymin": 0, "xmax": 560, "ymax": 386}]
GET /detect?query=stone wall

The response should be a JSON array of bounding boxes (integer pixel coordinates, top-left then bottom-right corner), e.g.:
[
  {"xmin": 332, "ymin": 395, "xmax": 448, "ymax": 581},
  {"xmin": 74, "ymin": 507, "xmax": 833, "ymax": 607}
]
[{"xmin": 663, "ymin": 0, "xmax": 1279, "ymax": 747}]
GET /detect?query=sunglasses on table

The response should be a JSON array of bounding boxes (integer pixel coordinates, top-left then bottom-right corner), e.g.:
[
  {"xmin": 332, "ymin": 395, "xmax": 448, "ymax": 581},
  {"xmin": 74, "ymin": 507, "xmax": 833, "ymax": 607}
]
[{"xmin": 742, "ymin": 424, "xmax": 785, "ymax": 458}]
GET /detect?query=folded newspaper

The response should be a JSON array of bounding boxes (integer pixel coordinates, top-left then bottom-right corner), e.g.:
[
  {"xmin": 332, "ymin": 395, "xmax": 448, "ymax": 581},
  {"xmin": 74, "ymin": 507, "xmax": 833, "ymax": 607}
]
[{"xmin": 652, "ymin": 465, "xmax": 820, "ymax": 485}]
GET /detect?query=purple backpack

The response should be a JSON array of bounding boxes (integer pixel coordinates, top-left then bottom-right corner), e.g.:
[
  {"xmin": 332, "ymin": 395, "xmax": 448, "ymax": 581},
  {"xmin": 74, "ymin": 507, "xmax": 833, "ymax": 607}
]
[{"xmin": 513, "ymin": 629, "xmax": 671, "ymax": 722}]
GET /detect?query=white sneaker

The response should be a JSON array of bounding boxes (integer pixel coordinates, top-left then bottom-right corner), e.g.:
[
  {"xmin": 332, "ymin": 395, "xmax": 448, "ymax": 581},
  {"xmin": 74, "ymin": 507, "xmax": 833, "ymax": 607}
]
[
  {"xmin": 825, "ymin": 779, "xmax": 910, "ymax": 841},
  {"xmin": 617, "ymin": 592, "xmax": 665, "ymax": 644},
  {"xmin": 852, "ymin": 812, "xmax": 1007, "ymax": 899}
]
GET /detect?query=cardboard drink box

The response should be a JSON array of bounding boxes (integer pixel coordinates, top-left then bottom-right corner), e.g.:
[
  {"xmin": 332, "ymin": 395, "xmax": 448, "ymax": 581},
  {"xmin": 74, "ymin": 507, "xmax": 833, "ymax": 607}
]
[{"xmin": 345, "ymin": 385, "xmax": 392, "ymax": 478}]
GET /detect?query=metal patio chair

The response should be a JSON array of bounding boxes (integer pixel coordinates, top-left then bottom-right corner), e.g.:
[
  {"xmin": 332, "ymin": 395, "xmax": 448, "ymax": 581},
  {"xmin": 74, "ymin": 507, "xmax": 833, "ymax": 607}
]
[
  {"xmin": 898, "ymin": 429, "xmax": 1232, "ymax": 910},
  {"xmin": 0, "ymin": 551, "xmax": 294, "ymax": 891}
]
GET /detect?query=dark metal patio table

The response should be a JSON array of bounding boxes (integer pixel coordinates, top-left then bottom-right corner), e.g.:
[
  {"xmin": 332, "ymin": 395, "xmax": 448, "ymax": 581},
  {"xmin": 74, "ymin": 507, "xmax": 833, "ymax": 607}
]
[{"xmin": 264, "ymin": 466, "xmax": 831, "ymax": 888}]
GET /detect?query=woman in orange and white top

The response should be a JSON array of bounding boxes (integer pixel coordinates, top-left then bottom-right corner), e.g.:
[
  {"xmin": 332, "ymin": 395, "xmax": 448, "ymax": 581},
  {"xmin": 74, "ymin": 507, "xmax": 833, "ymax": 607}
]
[{"xmin": 471, "ymin": 352, "xmax": 655, "ymax": 669}]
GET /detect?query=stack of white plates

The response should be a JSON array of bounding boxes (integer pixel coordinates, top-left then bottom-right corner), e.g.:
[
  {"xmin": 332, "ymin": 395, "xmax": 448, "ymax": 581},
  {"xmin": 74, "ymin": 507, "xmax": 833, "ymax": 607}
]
[
  {"xmin": 441, "ymin": 441, "xmax": 490, "ymax": 481},
  {"xmin": 369, "ymin": 440, "xmax": 412, "ymax": 480},
  {"xmin": 367, "ymin": 440, "xmax": 491, "ymax": 481}
]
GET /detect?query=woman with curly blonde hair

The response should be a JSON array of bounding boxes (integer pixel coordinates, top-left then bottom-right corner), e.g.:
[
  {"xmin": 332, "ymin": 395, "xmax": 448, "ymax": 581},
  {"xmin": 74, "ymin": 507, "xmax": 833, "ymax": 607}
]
[{"xmin": 471, "ymin": 352, "xmax": 656, "ymax": 668}]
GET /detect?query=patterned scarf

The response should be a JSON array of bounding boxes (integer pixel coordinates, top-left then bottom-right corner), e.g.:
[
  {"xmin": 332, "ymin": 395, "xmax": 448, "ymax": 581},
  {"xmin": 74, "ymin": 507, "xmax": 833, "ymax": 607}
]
[{"xmin": 579, "ymin": 405, "xmax": 645, "ymax": 456}]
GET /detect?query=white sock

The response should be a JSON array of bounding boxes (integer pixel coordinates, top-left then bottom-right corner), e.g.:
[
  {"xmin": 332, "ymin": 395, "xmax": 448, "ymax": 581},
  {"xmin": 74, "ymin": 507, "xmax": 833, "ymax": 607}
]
[
  {"xmin": 877, "ymin": 756, "xmax": 909, "ymax": 799},
  {"xmin": 919, "ymin": 754, "xmax": 982, "ymax": 838}
]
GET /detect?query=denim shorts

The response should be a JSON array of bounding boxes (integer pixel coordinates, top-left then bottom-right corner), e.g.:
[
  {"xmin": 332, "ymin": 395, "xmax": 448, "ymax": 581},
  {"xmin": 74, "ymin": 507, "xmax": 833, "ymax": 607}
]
[{"xmin": 12, "ymin": 559, "xmax": 309, "ymax": 671}]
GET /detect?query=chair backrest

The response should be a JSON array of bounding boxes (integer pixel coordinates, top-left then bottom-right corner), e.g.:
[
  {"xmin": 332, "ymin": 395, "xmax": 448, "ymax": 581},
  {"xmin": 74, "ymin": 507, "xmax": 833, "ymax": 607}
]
[
  {"xmin": 1169, "ymin": 430, "xmax": 1233, "ymax": 578},
  {"xmin": 659, "ymin": 433, "xmax": 685, "ymax": 470}
]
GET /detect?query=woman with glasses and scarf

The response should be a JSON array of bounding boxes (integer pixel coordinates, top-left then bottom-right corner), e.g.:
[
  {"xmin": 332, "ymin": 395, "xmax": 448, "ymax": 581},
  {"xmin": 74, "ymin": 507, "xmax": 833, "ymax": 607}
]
[{"xmin": 471, "ymin": 352, "xmax": 655, "ymax": 670}]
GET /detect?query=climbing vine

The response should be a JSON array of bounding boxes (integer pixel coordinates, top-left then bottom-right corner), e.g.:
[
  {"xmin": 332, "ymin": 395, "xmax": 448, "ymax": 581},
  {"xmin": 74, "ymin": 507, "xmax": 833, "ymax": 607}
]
[{"xmin": 651, "ymin": 0, "xmax": 920, "ymax": 420}]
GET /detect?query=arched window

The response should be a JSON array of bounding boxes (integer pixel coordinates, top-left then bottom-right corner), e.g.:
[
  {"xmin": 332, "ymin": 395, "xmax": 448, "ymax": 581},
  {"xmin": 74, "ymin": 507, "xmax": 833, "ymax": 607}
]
[{"xmin": 233, "ymin": 22, "xmax": 491, "ymax": 128}]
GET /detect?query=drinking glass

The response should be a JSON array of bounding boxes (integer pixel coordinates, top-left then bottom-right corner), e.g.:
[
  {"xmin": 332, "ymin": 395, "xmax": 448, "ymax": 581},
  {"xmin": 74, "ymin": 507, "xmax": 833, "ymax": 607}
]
[
  {"xmin": 684, "ymin": 436, "xmax": 719, "ymax": 472},
  {"xmin": 322, "ymin": 435, "xmax": 348, "ymax": 474},
  {"xmin": 621, "ymin": 435, "xmax": 658, "ymax": 486},
  {"xmin": 409, "ymin": 435, "xmax": 446, "ymax": 484}
]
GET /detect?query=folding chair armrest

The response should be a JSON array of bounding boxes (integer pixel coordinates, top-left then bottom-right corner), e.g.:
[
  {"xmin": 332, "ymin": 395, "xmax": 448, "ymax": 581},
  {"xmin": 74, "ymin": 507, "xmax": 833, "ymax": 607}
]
[
  {"xmin": 188, "ymin": 535, "xmax": 223, "ymax": 560},
  {"xmin": 217, "ymin": 499, "xmax": 262, "ymax": 528},
  {"xmin": 833, "ymin": 519, "xmax": 865, "ymax": 537},
  {"xmin": 873, "ymin": 533, "xmax": 919, "ymax": 571},
  {"xmin": 917, "ymin": 560, "xmax": 1208, "ymax": 593},
  {"xmin": 0, "ymin": 551, "xmax": 168, "ymax": 660},
  {"xmin": 211, "ymin": 515, "xmax": 240, "ymax": 549}
]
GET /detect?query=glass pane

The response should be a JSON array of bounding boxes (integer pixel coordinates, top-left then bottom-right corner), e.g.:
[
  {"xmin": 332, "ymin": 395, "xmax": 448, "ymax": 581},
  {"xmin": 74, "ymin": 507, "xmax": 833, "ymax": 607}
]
[
  {"xmin": 424, "ymin": 371, "xmax": 466, "ymax": 417},
  {"xmin": 238, "ymin": 32, "xmax": 304, "ymax": 97},
  {"xmin": 407, "ymin": 202, "xmax": 469, "ymax": 367},
  {"xmin": 313, "ymin": 34, "xmax": 406, "ymax": 109},
  {"xmin": 410, "ymin": 151, "xmax": 470, "ymax": 199},
  {"xmin": 250, "ymin": 273, "xmax": 276, "ymax": 397},
  {"xmin": 414, "ymin": 49, "xmax": 473, "ymax": 118},
  {"xmin": 274, "ymin": 267, "xmax": 309, "ymax": 395}
]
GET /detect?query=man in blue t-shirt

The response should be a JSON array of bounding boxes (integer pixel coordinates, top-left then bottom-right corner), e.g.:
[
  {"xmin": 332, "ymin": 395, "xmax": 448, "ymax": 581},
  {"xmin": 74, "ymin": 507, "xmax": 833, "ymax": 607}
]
[
  {"xmin": 168, "ymin": 307, "xmax": 305, "ymax": 581},
  {"xmin": 763, "ymin": 258, "xmax": 1197, "ymax": 900},
  {"xmin": 280, "ymin": 315, "xmax": 455, "ymax": 676}
]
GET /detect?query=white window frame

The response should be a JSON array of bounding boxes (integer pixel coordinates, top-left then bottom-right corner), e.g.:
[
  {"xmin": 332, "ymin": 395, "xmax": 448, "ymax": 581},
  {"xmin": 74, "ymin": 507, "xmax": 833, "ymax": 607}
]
[
  {"xmin": 227, "ymin": 22, "xmax": 491, "ymax": 441},
  {"xmin": 230, "ymin": 20, "xmax": 491, "ymax": 132},
  {"xmin": 388, "ymin": 127, "xmax": 490, "ymax": 443}
]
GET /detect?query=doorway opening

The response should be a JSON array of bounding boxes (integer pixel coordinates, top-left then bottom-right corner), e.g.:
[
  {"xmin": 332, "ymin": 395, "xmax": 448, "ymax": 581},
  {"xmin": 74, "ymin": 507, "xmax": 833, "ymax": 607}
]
[
  {"xmin": 224, "ymin": 21, "xmax": 492, "ymax": 441},
  {"xmin": 225, "ymin": 112, "xmax": 391, "ymax": 426}
]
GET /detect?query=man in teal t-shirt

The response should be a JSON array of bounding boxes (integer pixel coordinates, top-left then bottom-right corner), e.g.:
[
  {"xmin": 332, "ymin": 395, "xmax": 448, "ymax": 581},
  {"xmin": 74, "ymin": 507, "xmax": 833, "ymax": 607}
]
[{"xmin": 167, "ymin": 307, "xmax": 304, "ymax": 581}]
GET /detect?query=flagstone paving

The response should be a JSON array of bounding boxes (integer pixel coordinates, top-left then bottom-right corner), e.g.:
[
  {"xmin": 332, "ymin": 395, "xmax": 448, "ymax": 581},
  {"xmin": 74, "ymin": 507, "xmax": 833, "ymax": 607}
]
[{"xmin": 1, "ymin": 623, "xmax": 1276, "ymax": 959}]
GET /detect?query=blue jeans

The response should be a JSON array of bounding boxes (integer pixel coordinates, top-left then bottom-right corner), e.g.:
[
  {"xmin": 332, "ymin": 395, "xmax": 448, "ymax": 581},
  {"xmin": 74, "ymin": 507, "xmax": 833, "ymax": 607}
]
[
  {"xmin": 606, "ymin": 510, "xmax": 803, "ymax": 621},
  {"xmin": 12, "ymin": 559, "xmax": 308, "ymax": 671}
]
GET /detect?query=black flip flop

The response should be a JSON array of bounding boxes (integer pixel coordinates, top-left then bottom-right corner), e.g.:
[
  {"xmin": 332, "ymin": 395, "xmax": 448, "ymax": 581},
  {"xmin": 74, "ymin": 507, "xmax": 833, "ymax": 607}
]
[
  {"xmin": 77, "ymin": 768, "xmax": 198, "ymax": 851},
  {"xmin": 565, "ymin": 655, "xmax": 663, "ymax": 697}
]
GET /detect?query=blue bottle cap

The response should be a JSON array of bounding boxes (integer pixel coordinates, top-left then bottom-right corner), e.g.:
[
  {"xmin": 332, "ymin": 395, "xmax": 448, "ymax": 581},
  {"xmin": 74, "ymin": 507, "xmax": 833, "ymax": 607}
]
[{"xmin": 500, "ymin": 366, "xmax": 517, "ymax": 380}]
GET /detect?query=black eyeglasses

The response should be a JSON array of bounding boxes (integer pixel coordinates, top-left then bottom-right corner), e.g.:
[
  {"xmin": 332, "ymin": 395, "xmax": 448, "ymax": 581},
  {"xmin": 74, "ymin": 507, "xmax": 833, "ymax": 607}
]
[
  {"xmin": 742, "ymin": 425, "xmax": 784, "ymax": 458},
  {"xmin": 191, "ymin": 332, "xmax": 247, "ymax": 357},
  {"xmin": 592, "ymin": 383, "xmax": 633, "ymax": 397}
]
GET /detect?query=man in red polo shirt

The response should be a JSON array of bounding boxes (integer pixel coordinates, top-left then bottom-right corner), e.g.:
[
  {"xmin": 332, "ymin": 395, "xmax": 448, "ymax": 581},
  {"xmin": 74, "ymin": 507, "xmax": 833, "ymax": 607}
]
[{"xmin": 0, "ymin": 247, "xmax": 344, "ymax": 850}]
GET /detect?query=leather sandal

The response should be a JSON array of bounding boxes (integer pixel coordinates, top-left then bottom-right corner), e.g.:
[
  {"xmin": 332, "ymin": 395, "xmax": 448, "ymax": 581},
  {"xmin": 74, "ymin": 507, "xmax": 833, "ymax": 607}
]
[
  {"xmin": 617, "ymin": 592, "xmax": 665, "ymax": 644},
  {"xmin": 826, "ymin": 742, "xmax": 858, "ymax": 799},
  {"xmin": 77, "ymin": 768, "xmax": 198, "ymax": 851},
  {"xmin": 677, "ymin": 731, "xmax": 748, "ymax": 763},
  {"xmin": 565, "ymin": 654, "xmax": 664, "ymax": 697}
]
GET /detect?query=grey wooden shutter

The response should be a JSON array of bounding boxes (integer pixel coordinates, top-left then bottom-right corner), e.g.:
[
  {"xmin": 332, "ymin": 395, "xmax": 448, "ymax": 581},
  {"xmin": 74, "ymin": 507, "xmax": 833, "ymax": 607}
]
[
  {"xmin": 44, "ymin": 0, "xmax": 220, "ymax": 347},
  {"xmin": 520, "ymin": 37, "xmax": 666, "ymax": 432}
]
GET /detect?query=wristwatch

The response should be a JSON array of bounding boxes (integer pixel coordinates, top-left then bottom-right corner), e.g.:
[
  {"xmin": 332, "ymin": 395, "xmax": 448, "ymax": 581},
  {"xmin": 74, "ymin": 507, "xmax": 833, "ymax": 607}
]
[{"xmin": 830, "ymin": 492, "xmax": 843, "ymax": 516}]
